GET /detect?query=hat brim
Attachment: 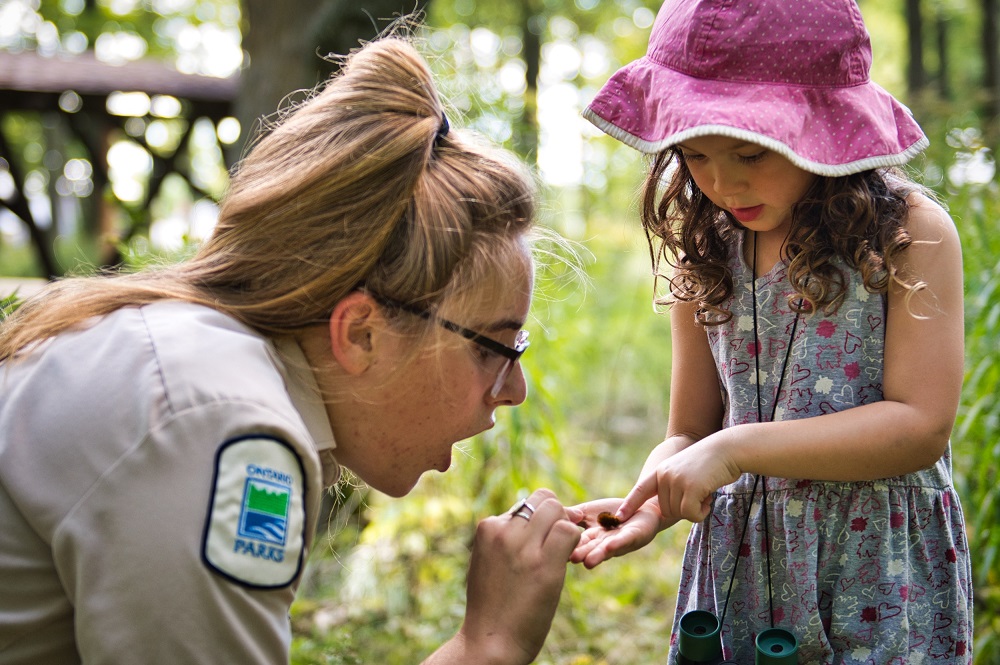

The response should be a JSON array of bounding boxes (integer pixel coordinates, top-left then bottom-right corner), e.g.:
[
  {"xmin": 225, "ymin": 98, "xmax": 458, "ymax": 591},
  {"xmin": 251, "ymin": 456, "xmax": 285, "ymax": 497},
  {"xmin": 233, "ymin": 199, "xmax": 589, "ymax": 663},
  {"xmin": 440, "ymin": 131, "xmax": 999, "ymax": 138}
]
[{"xmin": 584, "ymin": 55, "xmax": 928, "ymax": 177}]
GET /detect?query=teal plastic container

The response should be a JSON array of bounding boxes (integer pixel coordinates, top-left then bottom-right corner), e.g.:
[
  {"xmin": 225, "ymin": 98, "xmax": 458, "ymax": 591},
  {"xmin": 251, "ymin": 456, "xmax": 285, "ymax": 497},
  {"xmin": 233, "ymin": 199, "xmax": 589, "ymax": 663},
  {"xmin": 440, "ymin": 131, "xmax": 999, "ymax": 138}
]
[
  {"xmin": 755, "ymin": 627, "xmax": 798, "ymax": 664},
  {"xmin": 678, "ymin": 611, "xmax": 723, "ymax": 664}
]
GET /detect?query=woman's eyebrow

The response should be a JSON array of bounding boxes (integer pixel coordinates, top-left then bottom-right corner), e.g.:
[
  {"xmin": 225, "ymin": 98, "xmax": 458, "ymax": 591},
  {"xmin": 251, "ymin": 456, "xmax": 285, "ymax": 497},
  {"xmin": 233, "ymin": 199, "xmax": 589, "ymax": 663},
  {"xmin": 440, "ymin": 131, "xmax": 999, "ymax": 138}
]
[{"xmin": 474, "ymin": 318, "xmax": 525, "ymax": 334}]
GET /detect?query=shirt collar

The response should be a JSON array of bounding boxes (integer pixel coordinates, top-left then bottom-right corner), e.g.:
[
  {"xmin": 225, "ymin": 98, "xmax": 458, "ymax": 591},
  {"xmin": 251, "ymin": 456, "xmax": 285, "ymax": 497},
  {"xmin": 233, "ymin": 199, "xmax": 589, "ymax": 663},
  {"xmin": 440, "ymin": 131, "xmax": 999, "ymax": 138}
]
[{"xmin": 270, "ymin": 336, "xmax": 341, "ymax": 487}]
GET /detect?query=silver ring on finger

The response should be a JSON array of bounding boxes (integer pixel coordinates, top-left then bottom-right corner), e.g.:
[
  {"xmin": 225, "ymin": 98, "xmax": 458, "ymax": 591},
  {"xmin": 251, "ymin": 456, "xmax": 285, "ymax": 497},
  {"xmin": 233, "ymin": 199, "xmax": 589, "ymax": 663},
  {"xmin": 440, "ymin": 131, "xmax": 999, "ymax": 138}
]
[{"xmin": 508, "ymin": 498, "xmax": 536, "ymax": 520}]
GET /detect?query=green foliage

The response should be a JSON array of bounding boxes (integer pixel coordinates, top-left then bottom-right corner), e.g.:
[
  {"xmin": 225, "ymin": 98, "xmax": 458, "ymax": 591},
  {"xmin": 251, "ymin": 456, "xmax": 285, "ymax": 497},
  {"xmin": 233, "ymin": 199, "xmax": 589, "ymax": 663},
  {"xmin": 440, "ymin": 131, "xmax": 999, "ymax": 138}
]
[
  {"xmin": 0, "ymin": 1, "xmax": 238, "ymax": 279},
  {"xmin": 933, "ymin": 130, "xmax": 1000, "ymax": 662},
  {"xmin": 0, "ymin": 292, "xmax": 21, "ymax": 321},
  {"xmin": 32, "ymin": 0, "xmax": 241, "ymax": 64}
]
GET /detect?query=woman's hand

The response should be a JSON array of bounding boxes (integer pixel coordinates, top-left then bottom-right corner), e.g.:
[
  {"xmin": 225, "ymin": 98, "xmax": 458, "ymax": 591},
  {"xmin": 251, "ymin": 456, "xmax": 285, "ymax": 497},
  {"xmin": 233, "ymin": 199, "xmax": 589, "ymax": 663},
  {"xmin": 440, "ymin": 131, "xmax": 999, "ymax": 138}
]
[
  {"xmin": 428, "ymin": 489, "xmax": 581, "ymax": 665},
  {"xmin": 568, "ymin": 497, "xmax": 669, "ymax": 569}
]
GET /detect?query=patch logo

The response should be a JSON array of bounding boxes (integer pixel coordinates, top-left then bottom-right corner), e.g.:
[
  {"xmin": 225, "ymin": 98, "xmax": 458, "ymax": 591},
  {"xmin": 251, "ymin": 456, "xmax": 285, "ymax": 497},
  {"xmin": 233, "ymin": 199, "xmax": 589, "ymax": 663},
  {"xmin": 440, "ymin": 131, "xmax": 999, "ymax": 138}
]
[
  {"xmin": 202, "ymin": 435, "xmax": 307, "ymax": 588},
  {"xmin": 239, "ymin": 475, "xmax": 291, "ymax": 545}
]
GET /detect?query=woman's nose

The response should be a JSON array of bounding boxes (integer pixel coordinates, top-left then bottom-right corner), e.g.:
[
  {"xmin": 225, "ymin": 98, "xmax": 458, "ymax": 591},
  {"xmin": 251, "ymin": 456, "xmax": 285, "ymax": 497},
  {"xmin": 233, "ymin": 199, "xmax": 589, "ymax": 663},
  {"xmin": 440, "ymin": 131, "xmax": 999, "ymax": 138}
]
[{"xmin": 491, "ymin": 363, "xmax": 528, "ymax": 406}]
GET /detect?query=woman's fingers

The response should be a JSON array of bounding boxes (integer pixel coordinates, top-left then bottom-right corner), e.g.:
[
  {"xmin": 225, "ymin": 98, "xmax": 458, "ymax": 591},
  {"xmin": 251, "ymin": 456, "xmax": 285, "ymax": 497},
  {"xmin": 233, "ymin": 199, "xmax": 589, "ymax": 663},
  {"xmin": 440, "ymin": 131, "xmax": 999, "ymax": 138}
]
[{"xmin": 461, "ymin": 489, "xmax": 581, "ymax": 662}]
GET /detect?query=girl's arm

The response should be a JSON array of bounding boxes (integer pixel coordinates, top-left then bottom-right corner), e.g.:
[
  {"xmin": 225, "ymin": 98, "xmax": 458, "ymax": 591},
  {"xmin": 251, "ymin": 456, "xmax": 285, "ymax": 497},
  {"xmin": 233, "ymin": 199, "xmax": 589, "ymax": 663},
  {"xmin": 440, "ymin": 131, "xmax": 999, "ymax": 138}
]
[
  {"xmin": 645, "ymin": 295, "xmax": 728, "ymax": 475},
  {"xmin": 570, "ymin": 297, "xmax": 726, "ymax": 568},
  {"xmin": 619, "ymin": 193, "xmax": 965, "ymax": 524}
]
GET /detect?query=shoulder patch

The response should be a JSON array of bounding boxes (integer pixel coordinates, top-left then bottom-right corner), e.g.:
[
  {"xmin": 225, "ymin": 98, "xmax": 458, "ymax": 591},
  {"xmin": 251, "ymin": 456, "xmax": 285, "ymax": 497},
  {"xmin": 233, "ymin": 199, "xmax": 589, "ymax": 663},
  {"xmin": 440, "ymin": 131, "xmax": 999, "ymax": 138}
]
[{"xmin": 202, "ymin": 435, "xmax": 307, "ymax": 588}]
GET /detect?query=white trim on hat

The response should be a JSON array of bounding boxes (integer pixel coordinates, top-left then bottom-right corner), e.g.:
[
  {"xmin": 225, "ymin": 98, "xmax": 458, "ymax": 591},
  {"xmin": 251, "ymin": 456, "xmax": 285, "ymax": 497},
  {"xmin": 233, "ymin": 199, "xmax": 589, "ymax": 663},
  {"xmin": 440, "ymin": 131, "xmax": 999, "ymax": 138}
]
[{"xmin": 582, "ymin": 110, "xmax": 930, "ymax": 178}]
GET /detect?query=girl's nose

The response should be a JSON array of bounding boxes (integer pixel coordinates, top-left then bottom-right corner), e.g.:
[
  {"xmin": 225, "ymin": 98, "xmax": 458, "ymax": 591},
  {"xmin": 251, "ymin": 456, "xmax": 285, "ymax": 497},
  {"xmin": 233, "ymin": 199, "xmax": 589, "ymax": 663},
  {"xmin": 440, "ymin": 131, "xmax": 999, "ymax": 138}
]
[{"xmin": 711, "ymin": 165, "xmax": 745, "ymax": 197}]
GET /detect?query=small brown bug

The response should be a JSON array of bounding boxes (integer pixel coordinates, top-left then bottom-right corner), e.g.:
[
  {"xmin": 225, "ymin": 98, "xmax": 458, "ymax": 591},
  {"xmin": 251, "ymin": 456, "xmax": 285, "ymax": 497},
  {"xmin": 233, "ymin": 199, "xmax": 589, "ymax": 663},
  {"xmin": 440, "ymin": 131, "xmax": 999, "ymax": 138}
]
[{"xmin": 597, "ymin": 512, "xmax": 621, "ymax": 529}]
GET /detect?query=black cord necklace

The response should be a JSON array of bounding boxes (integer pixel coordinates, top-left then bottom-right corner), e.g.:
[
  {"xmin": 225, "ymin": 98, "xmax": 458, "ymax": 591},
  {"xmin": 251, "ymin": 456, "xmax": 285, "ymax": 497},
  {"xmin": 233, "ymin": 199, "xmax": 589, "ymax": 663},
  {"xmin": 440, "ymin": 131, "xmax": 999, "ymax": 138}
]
[{"xmin": 718, "ymin": 231, "xmax": 802, "ymax": 632}]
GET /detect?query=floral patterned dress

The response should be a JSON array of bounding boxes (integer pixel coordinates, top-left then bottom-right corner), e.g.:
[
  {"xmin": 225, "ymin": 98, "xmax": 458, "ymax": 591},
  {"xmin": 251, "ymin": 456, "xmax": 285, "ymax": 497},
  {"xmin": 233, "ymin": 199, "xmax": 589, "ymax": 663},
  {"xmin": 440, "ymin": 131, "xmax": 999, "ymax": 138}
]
[{"xmin": 667, "ymin": 233, "xmax": 973, "ymax": 664}]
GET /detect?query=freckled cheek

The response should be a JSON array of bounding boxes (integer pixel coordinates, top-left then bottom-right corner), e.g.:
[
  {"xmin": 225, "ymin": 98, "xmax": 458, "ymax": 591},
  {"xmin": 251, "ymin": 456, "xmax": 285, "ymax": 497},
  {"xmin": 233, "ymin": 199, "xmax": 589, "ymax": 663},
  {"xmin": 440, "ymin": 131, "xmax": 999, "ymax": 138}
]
[
  {"xmin": 405, "ymin": 357, "xmax": 490, "ymax": 436},
  {"xmin": 435, "ymin": 359, "xmax": 488, "ymax": 402},
  {"xmin": 368, "ymin": 407, "xmax": 439, "ymax": 480}
]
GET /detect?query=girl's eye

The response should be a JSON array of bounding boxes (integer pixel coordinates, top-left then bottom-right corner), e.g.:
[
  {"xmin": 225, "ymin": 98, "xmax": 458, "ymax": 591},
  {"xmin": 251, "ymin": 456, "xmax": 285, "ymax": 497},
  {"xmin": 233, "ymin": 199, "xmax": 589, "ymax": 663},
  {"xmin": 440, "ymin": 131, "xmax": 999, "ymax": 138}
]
[
  {"xmin": 680, "ymin": 152, "xmax": 705, "ymax": 162},
  {"xmin": 737, "ymin": 151, "xmax": 767, "ymax": 165}
]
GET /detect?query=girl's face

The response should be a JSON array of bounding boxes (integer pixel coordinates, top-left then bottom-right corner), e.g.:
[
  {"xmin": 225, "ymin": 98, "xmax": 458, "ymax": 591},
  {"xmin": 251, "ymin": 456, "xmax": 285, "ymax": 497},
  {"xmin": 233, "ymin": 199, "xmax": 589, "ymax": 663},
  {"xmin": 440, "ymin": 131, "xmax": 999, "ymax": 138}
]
[
  {"xmin": 333, "ymin": 251, "xmax": 533, "ymax": 498},
  {"xmin": 677, "ymin": 135, "xmax": 818, "ymax": 238}
]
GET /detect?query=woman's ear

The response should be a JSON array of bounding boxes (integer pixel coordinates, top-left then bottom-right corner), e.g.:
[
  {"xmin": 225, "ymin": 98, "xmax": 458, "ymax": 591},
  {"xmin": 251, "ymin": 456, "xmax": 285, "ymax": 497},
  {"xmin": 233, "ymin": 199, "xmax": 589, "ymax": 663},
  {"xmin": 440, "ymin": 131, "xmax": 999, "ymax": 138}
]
[{"xmin": 328, "ymin": 291, "xmax": 381, "ymax": 375}]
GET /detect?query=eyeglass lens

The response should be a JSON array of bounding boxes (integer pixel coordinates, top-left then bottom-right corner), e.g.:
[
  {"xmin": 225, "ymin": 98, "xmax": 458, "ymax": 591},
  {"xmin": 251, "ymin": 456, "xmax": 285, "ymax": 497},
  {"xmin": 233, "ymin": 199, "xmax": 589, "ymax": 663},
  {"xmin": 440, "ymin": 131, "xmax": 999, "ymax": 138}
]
[{"xmin": 489, "ymin": 330, "xmax": 529, "ymax": 397}]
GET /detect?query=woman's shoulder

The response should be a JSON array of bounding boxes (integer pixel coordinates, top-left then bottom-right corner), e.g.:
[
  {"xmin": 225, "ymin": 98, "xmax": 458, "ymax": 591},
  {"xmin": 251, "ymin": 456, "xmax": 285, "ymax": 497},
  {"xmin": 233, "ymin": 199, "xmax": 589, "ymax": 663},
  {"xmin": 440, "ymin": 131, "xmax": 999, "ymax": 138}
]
[{"xmin": 139, "ymin": 302, "xmax": 289, "ymax": 411}]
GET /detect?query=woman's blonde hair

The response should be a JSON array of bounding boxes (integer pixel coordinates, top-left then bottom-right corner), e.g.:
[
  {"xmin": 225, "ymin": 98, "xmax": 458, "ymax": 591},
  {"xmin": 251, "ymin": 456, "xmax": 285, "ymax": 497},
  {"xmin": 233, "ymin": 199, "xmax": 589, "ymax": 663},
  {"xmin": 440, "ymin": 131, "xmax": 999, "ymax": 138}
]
[{"xmin": 0, "ymin": 37, "xmax": 536, "ymax": 360}]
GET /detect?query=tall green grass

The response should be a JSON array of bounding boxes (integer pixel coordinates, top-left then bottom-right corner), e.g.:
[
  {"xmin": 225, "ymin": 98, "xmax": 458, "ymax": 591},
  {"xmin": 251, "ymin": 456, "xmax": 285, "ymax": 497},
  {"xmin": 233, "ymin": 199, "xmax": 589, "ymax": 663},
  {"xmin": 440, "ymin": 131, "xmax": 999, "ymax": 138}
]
[
  {"xmin": 947, "ymin": 166, "xmax": 1000, "ymax": 664},
  {"xmin": 914, "ymin": 114, "xmax": 1000, "ymax": 663}
]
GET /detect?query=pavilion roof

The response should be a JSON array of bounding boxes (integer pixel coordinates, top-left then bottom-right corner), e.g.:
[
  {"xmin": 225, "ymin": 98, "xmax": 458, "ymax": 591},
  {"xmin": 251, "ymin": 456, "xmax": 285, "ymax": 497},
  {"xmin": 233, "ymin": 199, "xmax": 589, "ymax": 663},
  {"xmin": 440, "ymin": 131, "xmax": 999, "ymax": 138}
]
[{"xmin": 0, "ymin": 49, "xmax": 238, "ymax": 117}]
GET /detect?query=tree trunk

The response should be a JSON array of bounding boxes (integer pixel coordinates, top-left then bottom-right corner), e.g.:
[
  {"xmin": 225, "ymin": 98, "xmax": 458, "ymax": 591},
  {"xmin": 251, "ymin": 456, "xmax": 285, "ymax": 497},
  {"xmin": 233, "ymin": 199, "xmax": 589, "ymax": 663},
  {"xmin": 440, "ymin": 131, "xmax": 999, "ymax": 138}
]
[
  {"xmin": 984, "ymin": 0, "xmax": 1000, "ymax": 134},
  {"xmin": 235, "ymin": 0, "xmax": 326, "ymax": 155},
  {"xmin": 517, "ymin": 1, "xmax": 541, "ymax": 162},
  {"xmin": 0, "ymin": 128, "xmax": 58, "ymax": 277},
  {"xmin": 935, "ymin": 8, "xmax": 949, "ymax": 99},
  {"xmin": 235, "ymin": 0, "xmax": 430, "ymax": 157},
  {"xmin": 906, "ymin": 0, "xmax": 926, "ymax": 96}
]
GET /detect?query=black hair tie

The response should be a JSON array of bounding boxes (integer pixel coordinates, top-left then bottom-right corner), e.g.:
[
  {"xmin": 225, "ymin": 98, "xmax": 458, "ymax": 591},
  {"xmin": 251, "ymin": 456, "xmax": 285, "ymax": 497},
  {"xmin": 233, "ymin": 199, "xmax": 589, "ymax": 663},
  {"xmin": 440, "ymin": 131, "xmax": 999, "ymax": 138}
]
[{"xmin": 434, "ymin": 111, "xmax": 449, "ymax": 145}]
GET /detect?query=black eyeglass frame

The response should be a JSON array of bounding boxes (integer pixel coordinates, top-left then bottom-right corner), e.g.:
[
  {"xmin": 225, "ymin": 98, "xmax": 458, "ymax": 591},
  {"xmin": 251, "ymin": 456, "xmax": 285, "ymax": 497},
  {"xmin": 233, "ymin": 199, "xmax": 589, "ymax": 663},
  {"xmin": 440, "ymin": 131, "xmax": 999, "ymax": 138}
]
[{"xmin": 366, "ymin": 292, "xmax": 529, "ymax": 396}]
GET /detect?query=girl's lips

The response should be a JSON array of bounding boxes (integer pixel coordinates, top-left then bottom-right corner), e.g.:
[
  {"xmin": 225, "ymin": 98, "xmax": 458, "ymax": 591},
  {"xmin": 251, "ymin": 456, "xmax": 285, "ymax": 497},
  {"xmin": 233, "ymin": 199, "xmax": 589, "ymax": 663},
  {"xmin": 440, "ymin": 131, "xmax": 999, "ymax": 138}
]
[{"xmin": 730, "ymin": 205, "xmax": 764, "ymax": 223}]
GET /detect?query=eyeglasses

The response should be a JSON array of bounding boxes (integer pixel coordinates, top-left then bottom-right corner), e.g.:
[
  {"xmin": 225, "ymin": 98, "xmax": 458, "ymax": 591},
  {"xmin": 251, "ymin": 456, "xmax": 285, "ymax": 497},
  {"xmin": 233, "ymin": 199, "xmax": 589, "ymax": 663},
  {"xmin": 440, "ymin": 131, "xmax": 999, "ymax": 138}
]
[{"xmin": 369, "ymin": 293, "xmax": 530, "ymax": 397}]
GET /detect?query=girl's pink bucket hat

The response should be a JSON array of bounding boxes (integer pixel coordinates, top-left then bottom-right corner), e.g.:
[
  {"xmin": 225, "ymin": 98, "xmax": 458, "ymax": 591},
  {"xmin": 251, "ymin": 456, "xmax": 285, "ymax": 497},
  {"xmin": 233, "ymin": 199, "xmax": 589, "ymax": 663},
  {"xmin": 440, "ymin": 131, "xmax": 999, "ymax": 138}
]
[{"xmin": 583, "ymin": 0, "xmax": 928, "ymax": 177}]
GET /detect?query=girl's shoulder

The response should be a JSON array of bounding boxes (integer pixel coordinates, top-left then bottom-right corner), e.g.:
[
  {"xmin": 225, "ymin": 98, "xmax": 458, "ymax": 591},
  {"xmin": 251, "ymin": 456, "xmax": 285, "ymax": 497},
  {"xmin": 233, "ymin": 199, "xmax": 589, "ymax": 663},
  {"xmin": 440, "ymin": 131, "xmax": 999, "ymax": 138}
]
[
  {"xmin": 890, "ymin": 189, "xmax": 964, "ymax": 318},
  {"xmin": 902, "ymin": 190, "xmax": 959, "ymax": 246}
]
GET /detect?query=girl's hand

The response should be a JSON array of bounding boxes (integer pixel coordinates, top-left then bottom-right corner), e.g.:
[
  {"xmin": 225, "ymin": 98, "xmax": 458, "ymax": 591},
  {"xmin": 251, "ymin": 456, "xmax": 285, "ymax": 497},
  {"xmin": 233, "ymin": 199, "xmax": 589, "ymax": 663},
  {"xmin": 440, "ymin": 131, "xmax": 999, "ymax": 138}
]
[
  {"xmin": 618, "ymin": 438, "xmax": 741, "ymax": 525},
  {"xmin": 443, "ymin": 489, "xmax": 581, "ymax": 665},
  {"xmin": 569, "ymin": 498, "xmax": 670, "ymax": 569}
]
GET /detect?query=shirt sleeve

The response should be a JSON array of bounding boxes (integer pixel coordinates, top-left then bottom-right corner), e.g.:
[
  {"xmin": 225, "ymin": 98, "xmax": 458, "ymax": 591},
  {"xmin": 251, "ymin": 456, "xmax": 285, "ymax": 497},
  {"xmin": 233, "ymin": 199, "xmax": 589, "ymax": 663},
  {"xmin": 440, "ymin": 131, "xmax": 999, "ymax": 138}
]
[{"xmin": 51, "ymin": 400, "xmax": 322, "ymax": 665}]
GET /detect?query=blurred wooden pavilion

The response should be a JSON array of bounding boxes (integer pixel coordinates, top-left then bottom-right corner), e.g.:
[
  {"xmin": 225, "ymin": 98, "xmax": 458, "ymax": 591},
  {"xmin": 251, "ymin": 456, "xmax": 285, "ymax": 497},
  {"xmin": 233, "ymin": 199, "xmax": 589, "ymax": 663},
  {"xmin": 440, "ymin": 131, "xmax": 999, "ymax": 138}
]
[{"xmin": 0, "ymin": 49, "xmax": 239, "ymax": 277}]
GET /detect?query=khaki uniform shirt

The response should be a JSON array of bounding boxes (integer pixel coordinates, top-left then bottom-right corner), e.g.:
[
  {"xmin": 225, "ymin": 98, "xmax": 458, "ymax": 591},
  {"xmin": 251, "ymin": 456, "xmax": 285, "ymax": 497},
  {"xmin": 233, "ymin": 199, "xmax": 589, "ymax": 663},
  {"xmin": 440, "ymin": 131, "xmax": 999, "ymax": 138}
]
[{"xmin": 0, "ymin": 302, "xmax": 340, "ymax": 664}]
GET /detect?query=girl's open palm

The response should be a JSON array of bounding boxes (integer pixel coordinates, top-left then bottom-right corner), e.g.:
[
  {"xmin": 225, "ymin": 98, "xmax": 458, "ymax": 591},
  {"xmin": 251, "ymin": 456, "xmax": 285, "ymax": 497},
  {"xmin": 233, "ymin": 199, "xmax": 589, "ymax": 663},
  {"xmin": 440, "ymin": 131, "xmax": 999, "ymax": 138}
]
[{"xmin": 569, "ymin": 498, "xmax": 666, "ymax": 569}]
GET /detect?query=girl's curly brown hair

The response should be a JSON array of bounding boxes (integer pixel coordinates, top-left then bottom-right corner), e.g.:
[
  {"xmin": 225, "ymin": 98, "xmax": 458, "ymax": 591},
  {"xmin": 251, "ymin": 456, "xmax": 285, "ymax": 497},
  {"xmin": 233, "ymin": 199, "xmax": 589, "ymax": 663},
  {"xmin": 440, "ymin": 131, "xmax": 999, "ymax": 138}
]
[{"xmin": 641, "ymin": 148, "xmax": 923, "ymax": 325}]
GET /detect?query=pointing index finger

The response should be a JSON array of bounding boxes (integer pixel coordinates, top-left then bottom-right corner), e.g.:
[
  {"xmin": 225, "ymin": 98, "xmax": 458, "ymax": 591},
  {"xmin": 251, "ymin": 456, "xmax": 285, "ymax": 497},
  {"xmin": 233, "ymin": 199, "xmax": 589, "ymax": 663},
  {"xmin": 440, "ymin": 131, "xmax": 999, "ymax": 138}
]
[{"xmin": 615, "ymin": 471, "xmax": 658, "ymax": 522}]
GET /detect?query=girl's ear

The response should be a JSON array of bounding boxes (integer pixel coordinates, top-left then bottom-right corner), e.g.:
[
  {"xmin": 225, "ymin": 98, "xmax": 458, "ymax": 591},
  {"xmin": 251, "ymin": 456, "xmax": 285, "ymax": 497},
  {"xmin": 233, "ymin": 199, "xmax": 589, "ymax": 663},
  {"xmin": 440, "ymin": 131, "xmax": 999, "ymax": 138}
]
[{"xmin": 328, "ymin": 291, "xmax": 381, "ymax": 375}]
